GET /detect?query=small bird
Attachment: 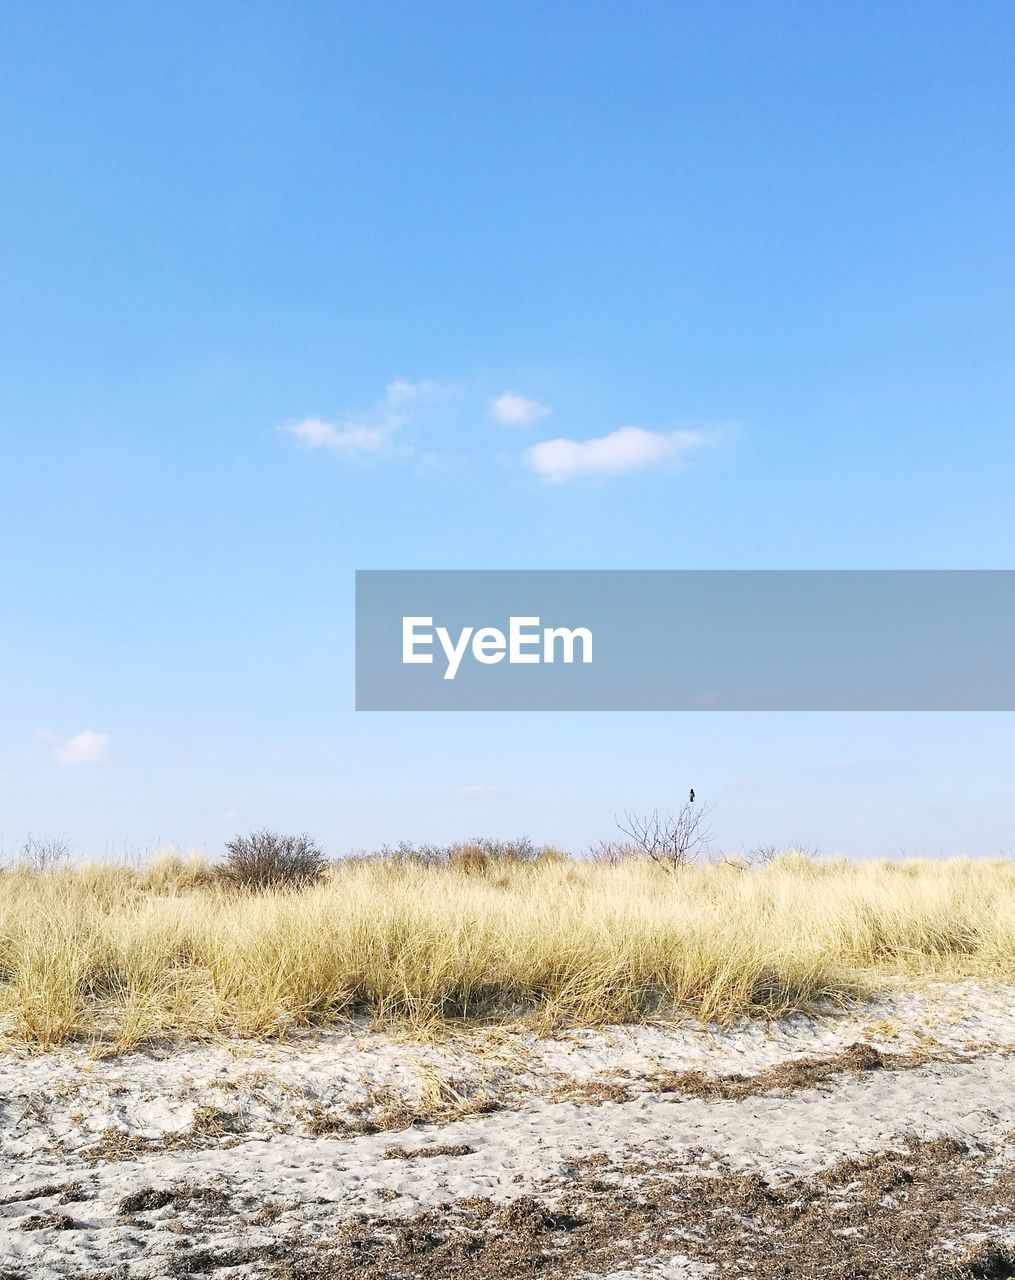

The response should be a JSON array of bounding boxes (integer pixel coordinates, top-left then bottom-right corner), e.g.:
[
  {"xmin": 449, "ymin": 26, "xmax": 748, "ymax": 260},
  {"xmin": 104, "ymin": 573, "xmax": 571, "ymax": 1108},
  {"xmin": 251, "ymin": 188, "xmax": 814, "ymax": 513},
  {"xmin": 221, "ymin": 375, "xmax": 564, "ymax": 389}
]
[{"xmin": 688, "ymin": 788, "xmax": 695, "ymax": 804}]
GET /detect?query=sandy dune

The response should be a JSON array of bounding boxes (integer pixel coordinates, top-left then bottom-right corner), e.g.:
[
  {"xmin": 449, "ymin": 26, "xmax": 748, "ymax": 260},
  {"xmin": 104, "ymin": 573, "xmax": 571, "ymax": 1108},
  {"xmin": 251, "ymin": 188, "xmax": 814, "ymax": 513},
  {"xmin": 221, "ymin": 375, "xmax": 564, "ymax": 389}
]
[{"xmin": 3, "ymin": 981, "xmax": 1015, "ymax": 1278}]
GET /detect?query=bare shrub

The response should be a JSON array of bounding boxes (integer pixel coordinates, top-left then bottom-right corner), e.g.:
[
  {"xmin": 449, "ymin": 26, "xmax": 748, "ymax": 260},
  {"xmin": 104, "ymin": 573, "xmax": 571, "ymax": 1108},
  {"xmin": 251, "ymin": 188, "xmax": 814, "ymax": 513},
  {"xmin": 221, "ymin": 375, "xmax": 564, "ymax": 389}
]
[
  {"xmin": 616, "ymin": 797, "xmax": 713, "ymax": 871},
  {"xmin": 19, "ymin": 834, "xmax": 70, "ymax": 873},
  {"xmin": 747, "ymin": 844, "xmax": 778, "ymax": 867},
  {"xmin": 219, "ymin": 830, "xmax": 327, "ymax": 891},
  {"xmin": 371, "ymin": 841, "xmax": 448, "ymax": 867},
  {"xmin": 588, "ymin": 840, "xmax": 644, "ymax": 866},
  {"xmin": 712, "ymin": 844, "xmax": 780, "ymax": 871},
  {"xmin": 468, "ymin": 837, "xmax": 540, "ymax": 863}
]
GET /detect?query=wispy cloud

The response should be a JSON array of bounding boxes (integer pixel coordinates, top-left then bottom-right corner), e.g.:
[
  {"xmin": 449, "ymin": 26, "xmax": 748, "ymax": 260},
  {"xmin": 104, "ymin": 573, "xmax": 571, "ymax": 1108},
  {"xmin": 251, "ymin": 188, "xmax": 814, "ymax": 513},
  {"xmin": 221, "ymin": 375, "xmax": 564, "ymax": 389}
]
[
  {"xmin": 525, "ymin": 426, "xmax": 712, "ymax": 482},
  {"xmin": 284, "ymin": 379, "xmax": 445, "ymax": 458},
  {"xmin": 287, "ymin": 418, "xmax": 388, "ymax": 453},
  {"xmin": 454, "ymin": 784, "xmax": 504, "ymax": 799},
  {"xmin": 41, "ymin": 729, "xmax": 112, "ymax": 767},
  {"xmin": 489, "ymin": 391, "xmax": 550, "ymax": 427}
]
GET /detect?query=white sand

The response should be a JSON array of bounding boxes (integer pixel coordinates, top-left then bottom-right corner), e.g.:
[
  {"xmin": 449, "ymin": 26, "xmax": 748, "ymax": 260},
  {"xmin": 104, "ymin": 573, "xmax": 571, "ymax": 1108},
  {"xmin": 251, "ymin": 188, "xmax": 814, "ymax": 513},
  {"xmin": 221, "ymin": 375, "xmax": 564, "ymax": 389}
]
[{"xmin": 2, "ymin": 980, "xmax": 1015, "ymax": 1278}]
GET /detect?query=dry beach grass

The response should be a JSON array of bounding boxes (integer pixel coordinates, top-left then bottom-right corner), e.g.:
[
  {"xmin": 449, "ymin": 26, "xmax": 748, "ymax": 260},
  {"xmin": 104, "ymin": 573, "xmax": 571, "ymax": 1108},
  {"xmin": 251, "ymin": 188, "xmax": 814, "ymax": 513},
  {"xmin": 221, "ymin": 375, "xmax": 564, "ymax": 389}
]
[{"xmin": 4, "ymin": 850, "xmax": 1015, "ymax": 1050}]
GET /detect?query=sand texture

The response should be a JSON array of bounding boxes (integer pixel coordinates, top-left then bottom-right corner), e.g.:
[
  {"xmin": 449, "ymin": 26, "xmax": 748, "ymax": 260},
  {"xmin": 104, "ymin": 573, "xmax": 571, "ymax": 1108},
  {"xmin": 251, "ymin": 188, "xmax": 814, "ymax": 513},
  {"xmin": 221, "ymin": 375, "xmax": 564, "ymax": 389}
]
[{"xmin": 4, "ymin": 981, "xmax": 1015, "ymax": 1278}]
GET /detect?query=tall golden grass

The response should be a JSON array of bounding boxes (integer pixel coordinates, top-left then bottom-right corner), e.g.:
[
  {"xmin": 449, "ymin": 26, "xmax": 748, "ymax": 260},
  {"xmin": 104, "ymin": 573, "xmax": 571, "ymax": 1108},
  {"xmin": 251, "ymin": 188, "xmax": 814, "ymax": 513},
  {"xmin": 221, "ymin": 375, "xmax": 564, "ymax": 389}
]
[{"xmin": 2, "ymin": 851, "xmax": 1015, "ymax": 1049}]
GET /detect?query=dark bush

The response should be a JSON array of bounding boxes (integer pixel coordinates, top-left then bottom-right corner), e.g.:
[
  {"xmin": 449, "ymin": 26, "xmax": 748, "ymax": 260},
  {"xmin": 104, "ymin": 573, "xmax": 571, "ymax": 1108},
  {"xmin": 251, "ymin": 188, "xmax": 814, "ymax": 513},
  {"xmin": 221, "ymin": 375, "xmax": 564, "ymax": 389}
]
[{"xmin": 220, "ymin": 830, "xmax": 327, "ymax": 890}]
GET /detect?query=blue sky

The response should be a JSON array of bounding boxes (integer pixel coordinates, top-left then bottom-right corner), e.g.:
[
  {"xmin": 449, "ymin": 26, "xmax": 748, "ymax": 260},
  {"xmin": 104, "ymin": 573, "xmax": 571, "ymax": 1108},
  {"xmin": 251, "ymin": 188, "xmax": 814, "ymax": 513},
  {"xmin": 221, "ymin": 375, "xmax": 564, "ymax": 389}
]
[{"xmin": 2, "ymin": 2, "xmax": 1014, "ymax": 860}]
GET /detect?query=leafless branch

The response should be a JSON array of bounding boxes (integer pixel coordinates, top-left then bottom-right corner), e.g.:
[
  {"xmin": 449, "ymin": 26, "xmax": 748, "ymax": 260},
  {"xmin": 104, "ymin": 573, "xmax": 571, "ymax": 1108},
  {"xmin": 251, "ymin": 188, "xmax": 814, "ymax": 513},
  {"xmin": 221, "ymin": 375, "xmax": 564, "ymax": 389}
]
[{"xmin": 615, "ymin": 799, "xmax": 713, "ymax": 871}]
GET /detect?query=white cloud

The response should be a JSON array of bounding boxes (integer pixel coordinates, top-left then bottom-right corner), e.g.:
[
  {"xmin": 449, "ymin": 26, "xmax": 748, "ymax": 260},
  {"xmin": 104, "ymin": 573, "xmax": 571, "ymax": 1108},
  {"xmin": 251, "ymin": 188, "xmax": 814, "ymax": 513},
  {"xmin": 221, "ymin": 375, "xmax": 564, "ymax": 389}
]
[
  {"xmin": 284, "ymin": 379, "xmax": 445, "ymax": 458},
  {"xmin": 525, "ymin": 426, "xmax": 711, "ymax": 482},
  {"xmin": 383, "ymin": 378, "xmax": 440, "ymax": 412},
  {"xmin": 49, "ymin": 729, "xmax": 111, "ymax": 767},
  {"xmin": 287, "ymin": 418, "xmax": 388, "ymax": 454},
  {"xmin": 489, "ymin": 391, "xmax": 550, "ymax": 427}
]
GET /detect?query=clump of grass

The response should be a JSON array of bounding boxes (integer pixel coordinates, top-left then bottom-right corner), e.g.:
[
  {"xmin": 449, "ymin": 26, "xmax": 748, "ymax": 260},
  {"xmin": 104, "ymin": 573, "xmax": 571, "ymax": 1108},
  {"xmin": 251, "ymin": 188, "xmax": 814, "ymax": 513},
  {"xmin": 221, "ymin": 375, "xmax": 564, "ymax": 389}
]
[
  {"xmin": 305, "ymin": 1068, "xmax": 499, "ymax": 1138},
  {"xmin": 190, "ymin": 1104, "xmax": 244, "ymax": 1136},
  {"xmin": 3, "ymin": 850, "xmax": 1015, "ymax": 1048},
  {"xmin": 142, "ymin": 849, "xmax": 213, "ymax": 895}
]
